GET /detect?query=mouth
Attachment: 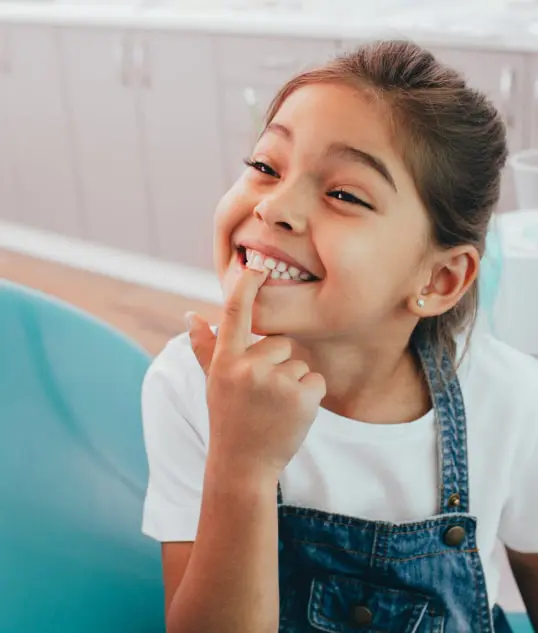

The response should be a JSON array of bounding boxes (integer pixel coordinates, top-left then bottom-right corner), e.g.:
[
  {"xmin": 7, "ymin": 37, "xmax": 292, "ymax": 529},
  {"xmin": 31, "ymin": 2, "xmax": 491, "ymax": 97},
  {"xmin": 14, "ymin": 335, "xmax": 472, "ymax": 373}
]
[{"xmin": 236, "ymin": 244, "xmax": 320, "ymax": 283}]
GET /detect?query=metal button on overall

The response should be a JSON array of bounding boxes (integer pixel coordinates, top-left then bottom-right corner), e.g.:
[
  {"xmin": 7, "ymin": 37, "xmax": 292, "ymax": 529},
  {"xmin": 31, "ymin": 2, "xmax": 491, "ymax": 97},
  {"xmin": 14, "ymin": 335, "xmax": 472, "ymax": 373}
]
[
  {"xmin": 349, "ymin": 605, "xmax": 373, "ymax": 626},
  {"xmin": 444, "ymin": 525, "xmax": 466, "ymax": 546},
  {"xmin": 448, "ymin": 493, "xmax": 461, "ymax": 508}
]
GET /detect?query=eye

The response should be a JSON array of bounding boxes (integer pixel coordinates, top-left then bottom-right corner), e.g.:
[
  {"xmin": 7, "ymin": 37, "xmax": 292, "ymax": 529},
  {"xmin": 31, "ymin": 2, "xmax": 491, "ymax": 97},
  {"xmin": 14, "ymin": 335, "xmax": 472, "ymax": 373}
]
[
  {"xmin": 243, "ymin": 158, "xmax": 280, "ymax": 178},
  {"xmin": 327, "ymin": 188, "xmax": 375, "ymax": 210}
]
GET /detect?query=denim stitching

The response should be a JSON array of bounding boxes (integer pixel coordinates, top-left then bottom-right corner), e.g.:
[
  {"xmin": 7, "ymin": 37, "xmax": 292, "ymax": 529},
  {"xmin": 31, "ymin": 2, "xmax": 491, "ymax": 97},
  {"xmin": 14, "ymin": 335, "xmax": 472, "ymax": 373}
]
[{"xmin": 290, "ymin": 538, "xmax": 478, "ymax": 562}]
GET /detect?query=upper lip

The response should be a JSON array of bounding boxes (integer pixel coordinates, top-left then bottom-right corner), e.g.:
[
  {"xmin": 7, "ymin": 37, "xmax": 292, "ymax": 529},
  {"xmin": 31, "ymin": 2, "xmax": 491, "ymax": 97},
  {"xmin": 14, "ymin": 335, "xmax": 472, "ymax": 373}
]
[{"xmin": 236, "ymin": 239, "xmax": 319, "ymax": 278}]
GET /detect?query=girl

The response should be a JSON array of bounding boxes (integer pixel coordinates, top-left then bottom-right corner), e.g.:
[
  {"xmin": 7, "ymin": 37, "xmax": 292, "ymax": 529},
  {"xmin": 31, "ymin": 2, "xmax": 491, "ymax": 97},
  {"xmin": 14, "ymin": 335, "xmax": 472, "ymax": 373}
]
[{"xmin": 141, "ymin": 40, "xmax": 538, "ymax": 632}]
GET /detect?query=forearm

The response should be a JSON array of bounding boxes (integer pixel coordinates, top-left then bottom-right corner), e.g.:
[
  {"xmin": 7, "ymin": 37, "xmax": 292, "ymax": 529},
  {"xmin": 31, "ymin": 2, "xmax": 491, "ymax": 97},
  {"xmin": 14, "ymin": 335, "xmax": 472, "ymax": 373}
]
[
  {"xmin": 167, "ymin": 453, "xmax": 280, "ymax": 633},
  {"xmin": 514, "ymin": 568, "xmax": 538, "ymax": 629},
  {"xmin": 507, "ymin": 548, "xmax": 538, "ymax": 630},
  {"xmin": 519, "ymin": 582, "xmax": 538, "ymax": 630}
]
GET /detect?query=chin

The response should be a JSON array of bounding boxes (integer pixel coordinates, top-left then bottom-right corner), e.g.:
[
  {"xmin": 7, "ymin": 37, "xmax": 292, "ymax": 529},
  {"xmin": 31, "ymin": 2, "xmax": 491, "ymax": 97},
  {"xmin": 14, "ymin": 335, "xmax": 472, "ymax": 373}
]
[
  {"xmin": 251, "ymin": 317, "xmax": 278, "ymax": 337},
  {"xmin": 251, "ymin": 311, "xmax": 288, "ymax": 337},
  {"xmin": 251, "ymin": 311, "xmax": 307, "ymax": 338}
]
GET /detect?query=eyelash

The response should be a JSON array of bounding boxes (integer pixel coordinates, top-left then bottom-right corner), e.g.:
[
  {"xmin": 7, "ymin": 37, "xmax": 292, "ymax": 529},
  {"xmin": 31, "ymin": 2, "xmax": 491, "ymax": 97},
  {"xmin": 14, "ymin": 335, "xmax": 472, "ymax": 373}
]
[
  {"xmin": 327, "ymin": 189, "xmax": 375, "ymax": 211},
  {"xmin": 243, "ymin": 157, "xmax": 375, "ymax": 211},
  {"xmin": 243, "ymin": 158, "xmax": 280, "ymax": 178}
]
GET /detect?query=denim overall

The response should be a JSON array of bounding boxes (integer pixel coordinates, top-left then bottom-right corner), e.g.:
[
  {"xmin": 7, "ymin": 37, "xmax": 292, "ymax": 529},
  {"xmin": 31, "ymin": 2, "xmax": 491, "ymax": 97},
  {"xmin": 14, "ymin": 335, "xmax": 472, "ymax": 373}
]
[{"xmin": 277, "ymin": 339, "xmax": 512, "ymax": 633}]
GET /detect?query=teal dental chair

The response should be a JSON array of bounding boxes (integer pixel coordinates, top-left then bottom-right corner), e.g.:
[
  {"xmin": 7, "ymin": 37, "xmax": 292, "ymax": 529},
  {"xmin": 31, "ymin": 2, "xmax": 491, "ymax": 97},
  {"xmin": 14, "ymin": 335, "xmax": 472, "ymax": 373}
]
[{"xmin": 0, "ymin": 280, "xmax": 164, "ymax": 632}]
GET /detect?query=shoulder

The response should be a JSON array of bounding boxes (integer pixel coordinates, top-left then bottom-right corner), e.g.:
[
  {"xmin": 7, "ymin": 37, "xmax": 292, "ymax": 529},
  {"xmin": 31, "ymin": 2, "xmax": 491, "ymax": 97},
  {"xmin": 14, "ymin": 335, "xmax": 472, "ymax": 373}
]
[
  {"xmin": 142, "ymin": 330, "xmax": 209, "ymax": 421},
  {"xmin": 458, "ymin": 330, "xmax": 538, "ymax": 438},
  {"xmin": 459, "ymin": 330, "xmax": 538, "ymax": 395}
]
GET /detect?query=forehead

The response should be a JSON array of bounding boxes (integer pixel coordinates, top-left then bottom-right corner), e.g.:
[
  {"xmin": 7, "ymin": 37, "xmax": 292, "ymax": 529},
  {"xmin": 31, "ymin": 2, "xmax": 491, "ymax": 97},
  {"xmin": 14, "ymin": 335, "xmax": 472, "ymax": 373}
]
[{"xmin": 269, "ymin": 83, "xmax": 395, "ymax": 157}]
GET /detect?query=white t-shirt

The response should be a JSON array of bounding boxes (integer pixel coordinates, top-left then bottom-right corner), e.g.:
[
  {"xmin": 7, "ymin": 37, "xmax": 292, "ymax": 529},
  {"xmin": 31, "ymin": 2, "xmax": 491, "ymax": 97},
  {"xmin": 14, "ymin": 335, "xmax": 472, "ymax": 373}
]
[{"xmin": 141, "ymin": 328, "xmax": 538, "ymax": 609}]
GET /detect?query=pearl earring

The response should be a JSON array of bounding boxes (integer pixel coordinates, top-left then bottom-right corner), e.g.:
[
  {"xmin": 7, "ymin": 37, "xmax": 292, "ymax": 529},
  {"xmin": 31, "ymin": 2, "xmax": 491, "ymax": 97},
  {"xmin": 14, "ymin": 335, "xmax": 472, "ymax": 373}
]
[{"xmin": 417, "ymin": 297, "xmax": 425, "ymax": 308}]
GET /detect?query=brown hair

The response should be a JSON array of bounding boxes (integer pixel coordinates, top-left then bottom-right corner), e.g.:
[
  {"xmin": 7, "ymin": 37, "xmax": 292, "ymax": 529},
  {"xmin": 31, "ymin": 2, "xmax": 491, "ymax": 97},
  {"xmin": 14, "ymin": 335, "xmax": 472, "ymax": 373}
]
[{"xmin": 263, "ymin": 40, "xmax": 508, "ymax": 361}]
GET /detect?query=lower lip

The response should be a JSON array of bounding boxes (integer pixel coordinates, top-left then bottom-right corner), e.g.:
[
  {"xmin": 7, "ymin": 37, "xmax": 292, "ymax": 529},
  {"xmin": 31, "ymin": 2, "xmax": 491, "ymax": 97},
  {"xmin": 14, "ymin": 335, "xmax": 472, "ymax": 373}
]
[{"xmin": 236, "ymin": 251, "xmax": 317, "ymax": 286}]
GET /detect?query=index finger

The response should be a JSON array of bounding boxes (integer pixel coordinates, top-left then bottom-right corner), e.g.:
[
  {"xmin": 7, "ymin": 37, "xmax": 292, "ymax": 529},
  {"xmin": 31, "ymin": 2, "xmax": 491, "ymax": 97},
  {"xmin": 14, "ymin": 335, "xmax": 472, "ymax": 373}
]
[{"xmin": 216, "ymin": 266, "xmax": 269, "ymax": 355}]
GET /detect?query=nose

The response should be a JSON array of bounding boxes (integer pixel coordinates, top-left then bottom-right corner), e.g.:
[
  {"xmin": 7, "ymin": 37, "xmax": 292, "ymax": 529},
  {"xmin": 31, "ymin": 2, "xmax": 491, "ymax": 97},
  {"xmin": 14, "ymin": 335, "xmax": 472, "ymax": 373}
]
[{"xmin": 253, "ymin": 186, "xmax": 309, "ymax": 234}]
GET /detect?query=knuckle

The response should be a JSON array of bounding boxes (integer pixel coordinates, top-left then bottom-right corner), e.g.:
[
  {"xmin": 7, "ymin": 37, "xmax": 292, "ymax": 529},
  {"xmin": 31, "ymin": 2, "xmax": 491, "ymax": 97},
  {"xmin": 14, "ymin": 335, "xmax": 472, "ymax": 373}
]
[
  {"xmin": 238, "ymin": 358, "xmax": 265, "ymax": 384},
  {"xmin": 274, "ymin": 336, "xmax": 293, "ymax": 354}
]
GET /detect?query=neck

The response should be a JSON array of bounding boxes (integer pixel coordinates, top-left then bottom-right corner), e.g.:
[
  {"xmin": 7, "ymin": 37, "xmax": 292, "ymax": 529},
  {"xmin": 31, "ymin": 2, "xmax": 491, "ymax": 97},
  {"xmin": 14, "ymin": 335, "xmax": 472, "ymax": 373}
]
[{"xmin": 290, "ymin": 330, "xmax": 431, "ymax": 424}]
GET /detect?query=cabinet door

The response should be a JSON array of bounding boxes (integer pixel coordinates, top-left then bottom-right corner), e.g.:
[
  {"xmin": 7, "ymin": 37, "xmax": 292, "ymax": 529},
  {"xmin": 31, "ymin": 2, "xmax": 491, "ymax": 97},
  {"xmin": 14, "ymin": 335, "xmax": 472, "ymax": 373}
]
[
  {"xmin": 4, "ymin": 26, "xmax": 81, "ymax": 236},
  {"xmin": 0, "ymin": 27, "xmax": 18, "ymax": 224},
  {"xmin": 138, "ymin": 33, "xmax": 224, "ymax": 269},
  {"xmin": 59, "ymin": 28, "xmax": 152, "ymax": 254},
  {"xmin": 430, "ymin": 49, "xmax": 527, "ymax": 212}
]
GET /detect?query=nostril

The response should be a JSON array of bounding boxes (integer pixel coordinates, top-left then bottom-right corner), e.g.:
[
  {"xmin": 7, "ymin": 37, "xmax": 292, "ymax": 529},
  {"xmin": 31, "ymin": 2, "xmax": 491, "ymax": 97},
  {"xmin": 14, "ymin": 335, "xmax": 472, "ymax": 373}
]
[{"xmin": 276, "ymin": 221, "xmax": 293, "ymax": 231}]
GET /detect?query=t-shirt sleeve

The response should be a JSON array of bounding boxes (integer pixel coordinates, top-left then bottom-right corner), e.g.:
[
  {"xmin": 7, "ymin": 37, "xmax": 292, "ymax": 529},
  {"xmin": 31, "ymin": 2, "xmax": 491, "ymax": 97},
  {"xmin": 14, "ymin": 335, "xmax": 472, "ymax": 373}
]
[
  {"xmin": 141, "ymin": 352, "xmax": 207, "ymax": 543},
  {"xmin": 497, "ymin": 381, "xmax": 538, "ymax": 553}
]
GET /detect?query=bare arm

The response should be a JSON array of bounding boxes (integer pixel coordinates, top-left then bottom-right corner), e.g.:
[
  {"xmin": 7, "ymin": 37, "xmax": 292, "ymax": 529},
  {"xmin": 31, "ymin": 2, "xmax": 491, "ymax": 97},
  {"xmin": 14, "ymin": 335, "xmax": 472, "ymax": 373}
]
[
  {"xmin": 506, "ymin": 547, "xmax": 538, "ymax": 630},
  {"xmin": 164, "ymin": 456, "xmax": 280, "ymax": 633},
  {"xmin": 163, "ymin": 266, "xmax": 324, "ymax": 633}
]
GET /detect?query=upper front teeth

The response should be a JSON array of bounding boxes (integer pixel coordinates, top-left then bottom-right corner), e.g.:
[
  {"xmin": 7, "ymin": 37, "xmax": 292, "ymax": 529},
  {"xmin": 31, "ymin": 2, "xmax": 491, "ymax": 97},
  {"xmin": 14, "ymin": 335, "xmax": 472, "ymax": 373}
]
[{"xmin": 246, "ymin": 249, "xmax": 314, "ymax": 281}]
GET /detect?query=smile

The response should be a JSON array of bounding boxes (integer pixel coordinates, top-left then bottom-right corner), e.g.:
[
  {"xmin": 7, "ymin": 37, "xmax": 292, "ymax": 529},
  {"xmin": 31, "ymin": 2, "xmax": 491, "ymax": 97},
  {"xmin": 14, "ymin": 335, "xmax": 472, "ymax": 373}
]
[{"xmin": 236, "ymin": 245, "xmax": 319, "ymax": 283}]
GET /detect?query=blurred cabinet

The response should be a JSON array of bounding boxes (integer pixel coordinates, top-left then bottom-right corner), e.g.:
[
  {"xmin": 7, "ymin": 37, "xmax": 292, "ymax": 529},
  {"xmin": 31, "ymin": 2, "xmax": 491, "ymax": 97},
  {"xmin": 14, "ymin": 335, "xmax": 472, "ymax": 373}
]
[
  {"xmin": 59, "ymin": 28, "xmax": 152, "ymax": 254},
  {"xmin": 59, "ymin": 28, "xmax": 221, "ymax": 268},
  {"xmin": 0, "ymin": 25, "xmax": 81, "ymax": 235},
  {"xmin": 138, "ymin": 32, "xmax": 223, "ymax": 269},
  {"xmin": 0, "ymin": 27, "xmax": 18, "ymax": 224}
]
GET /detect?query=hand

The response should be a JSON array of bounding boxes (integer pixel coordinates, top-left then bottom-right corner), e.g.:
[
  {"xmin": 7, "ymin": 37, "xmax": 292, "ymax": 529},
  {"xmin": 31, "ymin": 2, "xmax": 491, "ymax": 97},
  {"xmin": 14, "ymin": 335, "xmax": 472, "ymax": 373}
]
[{"xmin": 187, "ymin": 267, "xmax": 326, "ymax": 480}]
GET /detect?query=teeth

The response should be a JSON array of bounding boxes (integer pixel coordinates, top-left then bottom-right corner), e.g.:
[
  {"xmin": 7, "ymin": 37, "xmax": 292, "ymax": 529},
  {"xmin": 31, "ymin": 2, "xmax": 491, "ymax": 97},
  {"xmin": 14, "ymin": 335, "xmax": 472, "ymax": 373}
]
[
  {"xmin": 252, "ymin": 254, "xmax": 264, "ymax": 271},
  {"xmin": 243, "ymin": 247, "xmax": 315, "ymax": 281}
]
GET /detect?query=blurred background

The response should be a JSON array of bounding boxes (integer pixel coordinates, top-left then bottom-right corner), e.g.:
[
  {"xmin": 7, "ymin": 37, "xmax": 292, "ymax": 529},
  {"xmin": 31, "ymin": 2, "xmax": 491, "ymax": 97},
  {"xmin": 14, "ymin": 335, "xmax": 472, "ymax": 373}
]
[{"xmin": 1, "ymin": 0, "xmax": 538, "ymax": 618}]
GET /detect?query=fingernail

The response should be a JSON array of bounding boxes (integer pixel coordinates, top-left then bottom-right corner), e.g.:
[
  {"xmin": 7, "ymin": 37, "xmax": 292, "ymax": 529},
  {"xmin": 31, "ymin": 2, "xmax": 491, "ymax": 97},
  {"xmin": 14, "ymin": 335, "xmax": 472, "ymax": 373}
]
[{"xmin": 184, "ymin": 312, "xmax": 195, "ymax": 329}]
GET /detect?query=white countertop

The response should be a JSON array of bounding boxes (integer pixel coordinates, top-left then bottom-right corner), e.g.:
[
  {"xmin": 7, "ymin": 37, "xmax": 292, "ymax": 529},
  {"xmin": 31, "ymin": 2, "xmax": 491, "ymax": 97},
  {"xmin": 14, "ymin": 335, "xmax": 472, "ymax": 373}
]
[{"xmin": 2, "ymin": 2, "xmax": 538, "ymax": 53}]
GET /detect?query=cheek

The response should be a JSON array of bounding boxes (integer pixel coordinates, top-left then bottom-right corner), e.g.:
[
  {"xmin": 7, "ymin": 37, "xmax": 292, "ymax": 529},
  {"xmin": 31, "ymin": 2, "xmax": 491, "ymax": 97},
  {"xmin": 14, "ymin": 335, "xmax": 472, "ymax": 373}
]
[
  {"xmin": 214, "ymin": 186, "xmax": 240, "ymax": 233},
  {"xmin": 316, "ymin": 224, "xmax": 422, "ymax": 302},
  {"xmin": 214, "ymin": 183, "xmax": 251, "ymax": 247}
]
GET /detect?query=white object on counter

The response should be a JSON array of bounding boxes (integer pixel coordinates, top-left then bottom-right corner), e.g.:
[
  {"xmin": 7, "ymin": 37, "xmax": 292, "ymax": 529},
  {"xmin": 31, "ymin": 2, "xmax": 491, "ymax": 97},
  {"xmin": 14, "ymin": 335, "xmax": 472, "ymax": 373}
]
[
  {"xmin": 510, "ymin": 149, "xmax": 538, "ymax": 209},
  {"xmin": 494, "ymin": 209, "xmax": 538, "ymax": 355}
]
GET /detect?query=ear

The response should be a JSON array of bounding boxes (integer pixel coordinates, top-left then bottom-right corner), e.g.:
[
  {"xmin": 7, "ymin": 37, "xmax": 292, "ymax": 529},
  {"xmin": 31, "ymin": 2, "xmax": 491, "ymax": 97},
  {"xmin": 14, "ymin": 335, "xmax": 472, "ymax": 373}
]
[{"xmin": 408, "ymin": 245, "xmax": 480, "ymax": 317}]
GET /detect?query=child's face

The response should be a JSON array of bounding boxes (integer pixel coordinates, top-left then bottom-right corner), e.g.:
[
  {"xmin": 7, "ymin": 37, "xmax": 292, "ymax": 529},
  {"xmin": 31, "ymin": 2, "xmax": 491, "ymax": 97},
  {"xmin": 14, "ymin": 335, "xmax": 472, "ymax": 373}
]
[{"xmin": 214, "ymin": 83, "xmax": 433, "ymax": 341}]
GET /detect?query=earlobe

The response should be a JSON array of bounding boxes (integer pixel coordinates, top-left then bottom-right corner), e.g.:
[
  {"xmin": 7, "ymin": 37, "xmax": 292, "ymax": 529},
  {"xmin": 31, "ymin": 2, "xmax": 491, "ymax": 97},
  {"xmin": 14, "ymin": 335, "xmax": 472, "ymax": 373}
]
[
  {"xmin": 409, "ymin": 247, "xmax": 479, "ymax": 318},
  {"xmin": 408, "ymin": 293, "xmax": 430, "ymax": 317}
]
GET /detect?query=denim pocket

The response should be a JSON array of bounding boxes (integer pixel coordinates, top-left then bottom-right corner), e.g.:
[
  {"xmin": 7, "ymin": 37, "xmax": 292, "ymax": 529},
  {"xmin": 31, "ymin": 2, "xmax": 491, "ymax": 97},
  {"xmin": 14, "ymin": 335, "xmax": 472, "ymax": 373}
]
[{"xmin": 308, "ymin": 574, "xmax": 443, "ymax": 633}]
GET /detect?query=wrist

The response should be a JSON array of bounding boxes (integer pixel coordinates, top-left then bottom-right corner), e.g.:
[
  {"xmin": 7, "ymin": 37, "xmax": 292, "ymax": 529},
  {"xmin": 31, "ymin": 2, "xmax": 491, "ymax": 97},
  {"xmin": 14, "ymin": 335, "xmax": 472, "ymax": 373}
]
[{"xmin": 205, "ymin": 449, "xmax": 280, "ymax": 496}]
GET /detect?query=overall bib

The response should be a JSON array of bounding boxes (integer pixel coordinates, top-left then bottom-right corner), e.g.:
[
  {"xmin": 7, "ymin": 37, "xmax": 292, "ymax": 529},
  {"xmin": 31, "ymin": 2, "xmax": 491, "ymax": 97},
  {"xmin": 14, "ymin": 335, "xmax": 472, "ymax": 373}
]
[{"xmin": 277, "ymin": 340, "xmax": 512, "ymax": 632}]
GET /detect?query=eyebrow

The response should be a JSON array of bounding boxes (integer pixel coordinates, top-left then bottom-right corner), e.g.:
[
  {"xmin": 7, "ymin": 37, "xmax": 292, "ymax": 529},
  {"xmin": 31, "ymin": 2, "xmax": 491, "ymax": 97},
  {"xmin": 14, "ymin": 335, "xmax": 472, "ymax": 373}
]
[
  {"xmin": 327, "ymin": 142, "xmax": 397, "ymax": 192},
  {"xmin": 264, "ymin": 122, "xmax": 397, "ymax": 192}
]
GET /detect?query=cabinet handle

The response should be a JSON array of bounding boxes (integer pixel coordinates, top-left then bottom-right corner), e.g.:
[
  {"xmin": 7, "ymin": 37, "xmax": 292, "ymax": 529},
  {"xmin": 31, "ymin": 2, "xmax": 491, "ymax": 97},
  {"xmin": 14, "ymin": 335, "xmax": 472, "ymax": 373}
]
[
  {"xmin": 259, "ymin": 55, "xmax": 298, "ymax": 71},
  {"xmin": 243, "ymin": 87, "xmax": 263, "ymax": 136},
  {"xmin": 134, "ymin": 39, "xmax": 151, "ymax": 89},
  {"xmin": 115, "ymin": 37, "xmax": 132, "ymax": 86},
  {"xmin": 499, "ymin": 65, "xmax": 515, "ymax": 129}
]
